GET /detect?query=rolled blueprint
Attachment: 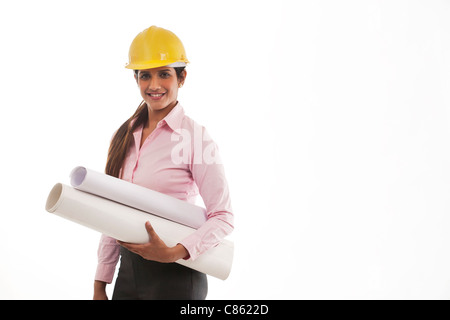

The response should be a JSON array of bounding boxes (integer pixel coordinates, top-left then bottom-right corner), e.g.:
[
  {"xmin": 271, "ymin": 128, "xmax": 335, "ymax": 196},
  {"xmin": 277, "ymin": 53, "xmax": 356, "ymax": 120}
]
[
  {"xmin": 45, "ymin": 183, "xmax": 234, "ymax": 280},
  {"xmin": 70, "ymin": 166, "xmax": 207, "ymax": 229}
]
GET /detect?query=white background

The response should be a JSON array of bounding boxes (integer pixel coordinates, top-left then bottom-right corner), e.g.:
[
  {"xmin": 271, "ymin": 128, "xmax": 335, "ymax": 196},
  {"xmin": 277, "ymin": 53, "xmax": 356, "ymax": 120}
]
[{"xmin": 1, "ymin": 0, "xmax": 450, "ymax": 299}]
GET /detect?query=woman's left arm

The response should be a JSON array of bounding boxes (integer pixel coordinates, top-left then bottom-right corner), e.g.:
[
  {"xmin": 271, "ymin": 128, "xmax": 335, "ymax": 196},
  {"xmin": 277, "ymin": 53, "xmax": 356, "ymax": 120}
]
[
  {"xmin": 119, "ymin": 127, "xmax": 234, "ymax": 262},
  {"xmin": 178, "ymin": 128, "xmax": 234, "ymax": 260}
]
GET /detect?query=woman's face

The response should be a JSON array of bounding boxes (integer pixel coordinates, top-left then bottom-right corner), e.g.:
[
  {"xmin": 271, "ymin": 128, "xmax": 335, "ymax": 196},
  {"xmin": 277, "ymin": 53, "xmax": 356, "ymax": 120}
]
[{"xmin": 135, "ymin": 67, "xmax": 185, "ymax": 112}]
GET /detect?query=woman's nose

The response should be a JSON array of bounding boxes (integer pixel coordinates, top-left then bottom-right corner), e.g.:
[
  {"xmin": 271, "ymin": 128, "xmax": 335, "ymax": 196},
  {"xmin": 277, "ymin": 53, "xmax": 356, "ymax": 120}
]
[{"xmin": 148, "ymin": 77, "xmax": 161, "ymax": 91}]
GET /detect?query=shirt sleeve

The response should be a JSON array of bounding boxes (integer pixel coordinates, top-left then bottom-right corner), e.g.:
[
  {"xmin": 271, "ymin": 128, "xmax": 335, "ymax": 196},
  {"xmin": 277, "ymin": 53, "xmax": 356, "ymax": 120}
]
[
  {"xmin": 95, "ymin": 234, "xmax": 120, "ymax": 283},
  {"xmin": 179, "ymin": 127, "xmax": 234, "ymax": 261},
  {"xmin": 95, "ymin": 131, "xmax": 121, "ymax": 283}
]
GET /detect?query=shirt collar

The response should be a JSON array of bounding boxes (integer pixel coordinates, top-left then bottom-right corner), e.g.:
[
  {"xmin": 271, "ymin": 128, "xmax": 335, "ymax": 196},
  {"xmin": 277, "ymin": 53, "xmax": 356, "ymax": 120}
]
[
  {"xmin": 163, "ymin": 102, "xmax": 185, "ymax": 132},
  {"xmin": 130, "ymin": 102, "xmax": 185, "ymax": 132}
]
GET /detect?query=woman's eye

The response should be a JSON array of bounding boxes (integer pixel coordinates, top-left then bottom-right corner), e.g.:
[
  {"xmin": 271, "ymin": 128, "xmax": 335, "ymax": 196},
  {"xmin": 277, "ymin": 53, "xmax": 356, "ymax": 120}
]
[
  {"xmin": 139, "ymin": 73, "xmax": 150, "ymax": 80},
  {"xmin": 160, "ymin": 72, "xmax": 170, "ymax": 79}
]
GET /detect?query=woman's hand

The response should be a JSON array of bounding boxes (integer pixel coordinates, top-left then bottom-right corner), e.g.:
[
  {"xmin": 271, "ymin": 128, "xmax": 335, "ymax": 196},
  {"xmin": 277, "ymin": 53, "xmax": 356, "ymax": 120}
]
[
  {"xmin": 118, "ymin": 221, "xmax": 189, "ymax": 263},
  {"xmin": 93, "ymin": 280, "xmax": 108, "ymax": 300}
]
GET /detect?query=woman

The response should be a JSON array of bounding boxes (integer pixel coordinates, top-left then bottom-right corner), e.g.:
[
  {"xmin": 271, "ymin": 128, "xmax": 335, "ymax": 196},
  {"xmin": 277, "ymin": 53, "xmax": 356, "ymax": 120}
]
[{"xmin": 93, "ymin": 26, "xmax": 234, "ymax": 300}]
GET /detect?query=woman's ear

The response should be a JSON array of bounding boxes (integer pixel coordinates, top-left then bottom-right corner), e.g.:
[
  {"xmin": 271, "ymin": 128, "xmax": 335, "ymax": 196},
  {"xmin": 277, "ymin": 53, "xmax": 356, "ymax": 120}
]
[
  {"xmin": 134, "ymin": 70, "xmax": 140, "ymax": 85},
  {"xmin": 179, "ymin": 69, "xmax": 187, "ymax": 87}
]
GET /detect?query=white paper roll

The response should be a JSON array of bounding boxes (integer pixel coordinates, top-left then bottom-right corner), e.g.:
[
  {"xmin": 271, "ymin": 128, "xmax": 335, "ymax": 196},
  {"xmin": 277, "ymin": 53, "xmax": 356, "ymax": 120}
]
[
  {"xmin": 70, "ymin": 166, "xmax": 207, "ymax": 229},
  {"xmin": 45, "ymin": 183, "xmax": 234, "ymax": 280}
]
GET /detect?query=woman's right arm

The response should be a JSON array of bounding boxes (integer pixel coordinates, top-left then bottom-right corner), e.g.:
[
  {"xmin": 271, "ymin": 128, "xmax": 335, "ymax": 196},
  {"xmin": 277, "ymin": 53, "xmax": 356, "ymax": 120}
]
[
  {"xmin": 93, "ymin": 280, "xmax": 108, "ymax": 300},
  {"xmin": 93, "ymin": 234, "xmax": 120, "ymax": 300}
]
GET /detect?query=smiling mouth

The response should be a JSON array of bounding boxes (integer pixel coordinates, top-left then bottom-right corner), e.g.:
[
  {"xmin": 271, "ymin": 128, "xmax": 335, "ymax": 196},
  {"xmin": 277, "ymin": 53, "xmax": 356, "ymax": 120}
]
[
  {"xmin": 148, "ymin": 93, "xmax": 165, "ymax": 97},
  {"xmin": 147, "ymin": 92, "xmax": 166, "ymax": 100}
]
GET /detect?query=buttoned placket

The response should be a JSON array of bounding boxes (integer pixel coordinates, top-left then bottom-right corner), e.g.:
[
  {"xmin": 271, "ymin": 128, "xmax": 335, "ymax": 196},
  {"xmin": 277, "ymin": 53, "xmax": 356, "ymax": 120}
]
[{"xmin": 130, "ymin": 121, "xmax": 166, "ymax": 183}]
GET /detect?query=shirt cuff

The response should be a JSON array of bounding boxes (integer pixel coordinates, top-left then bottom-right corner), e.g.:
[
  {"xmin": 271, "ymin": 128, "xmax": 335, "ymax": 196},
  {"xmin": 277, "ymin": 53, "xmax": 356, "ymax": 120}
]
[
  {"xmin": 95, "ymin": 262, "xmax": 116, "ymax": 284},
  {"xmin": 179, "ymin": 234, "xmax": 203, "ymax": 261}
]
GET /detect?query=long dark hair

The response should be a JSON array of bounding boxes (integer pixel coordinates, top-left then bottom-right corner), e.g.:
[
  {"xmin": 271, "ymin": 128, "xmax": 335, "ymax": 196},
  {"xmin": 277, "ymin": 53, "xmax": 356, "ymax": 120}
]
[{"xmin": 105, "ymin": 67, "xmax": 186, "ymax": 178}]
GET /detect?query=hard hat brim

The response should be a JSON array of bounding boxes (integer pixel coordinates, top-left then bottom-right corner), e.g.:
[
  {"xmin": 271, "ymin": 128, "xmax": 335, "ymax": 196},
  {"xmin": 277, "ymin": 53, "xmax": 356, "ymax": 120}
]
[{"xmin": 125, "ymin": 60, "xmax": 188, "ymax": 70}]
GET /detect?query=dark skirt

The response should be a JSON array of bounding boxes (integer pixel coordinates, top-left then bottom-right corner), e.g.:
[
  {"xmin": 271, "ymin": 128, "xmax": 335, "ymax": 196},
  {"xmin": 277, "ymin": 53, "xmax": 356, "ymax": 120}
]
[{"xmin": 112, "ymin": 247, "xmax": 208, "ymax": 300}]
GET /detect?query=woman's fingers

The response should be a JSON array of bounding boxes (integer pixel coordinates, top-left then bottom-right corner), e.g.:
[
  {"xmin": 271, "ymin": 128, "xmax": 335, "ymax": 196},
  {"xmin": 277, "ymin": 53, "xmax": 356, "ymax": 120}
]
[
  {"xmin": 117, "ymin": 241, "xmax": 140, "ymax": 254},
  {"xmin": 145, "ymin": 221, "xmax": 161, "ymax": 242},
  {"xmin": 117, "ymin": 222, "xmax": 170, "ymax": 262},
  {"xmin": 117, "ymin": 222, "xmax": 160, "ymax": 253}
]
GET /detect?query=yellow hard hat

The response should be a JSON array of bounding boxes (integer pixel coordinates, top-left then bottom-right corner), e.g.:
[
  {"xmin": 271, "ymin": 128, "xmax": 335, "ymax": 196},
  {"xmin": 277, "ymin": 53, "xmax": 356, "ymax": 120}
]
[{"xmin": 125, "ymin": 26, "xmax": 189, "ymax": 70}]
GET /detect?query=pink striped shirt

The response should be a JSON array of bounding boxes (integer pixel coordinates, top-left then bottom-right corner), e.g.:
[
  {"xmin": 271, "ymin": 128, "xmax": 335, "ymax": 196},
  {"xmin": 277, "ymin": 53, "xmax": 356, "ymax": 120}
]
[{"xmin": 95, "ymin": 103, "xmax": 234, "ymax": 283}]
